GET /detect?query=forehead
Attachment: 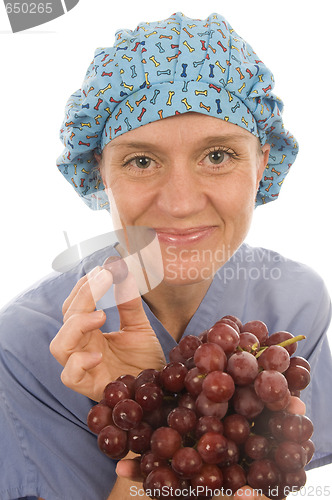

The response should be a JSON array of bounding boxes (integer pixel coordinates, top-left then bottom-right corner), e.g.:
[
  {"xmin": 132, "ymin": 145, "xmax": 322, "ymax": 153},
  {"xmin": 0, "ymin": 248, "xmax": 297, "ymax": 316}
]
[{"xmin": 106, "ymin": 112, "xmax": 257, "ymax": 151}]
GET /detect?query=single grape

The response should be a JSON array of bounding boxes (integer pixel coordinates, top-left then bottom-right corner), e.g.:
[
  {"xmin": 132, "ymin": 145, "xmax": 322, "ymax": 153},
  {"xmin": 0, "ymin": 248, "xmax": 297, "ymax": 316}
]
[
  {"xmin": 144, "ymin": 466, "xmax": 181, "ymax": 499},
  {"xmin": 258, "ymin": 345, "xmax": 290, "ymax": 373},
  {"xmin": 87, "ymin": 403, "xmax": 113, "ymax": 434},
  {"xmin": 268, "ymin": 412, "xmax": 286, "ymax": 441},
  {"xmin": 218, "ymin": 438, "xmax": 239, "ymax": 467},
  {"xmin": 140, "ymin": 451, "xmax": 168, "ymax": 478},
  {"xmin": 194, "ymin": 342, "xmax": 227, "ymax": 373},
  {"xmin": 207, "ymin": 322, "xmax": 240, "ymax": 355},
  {"xmin": 102, "ymin": 255, "xmax": 128, "ymax": 284},
  {"xmin": 265, "ymin": 389, "xmax": 291, "ymax": 411},
  {"xmin": 169, "ymin": 344, "xmax": 187, "ymax": 364},
  {"xmin": 195, "ymin": 392, "xmax": 228, "ymax": 419},
  {"xmin": 112, "ymin": 399, "xmax": 143, "ymax": 431},
  {"xmin": 202, "ymin": 370, "xmax": 235, "ymax": 402},
  {"xmin": 103, "ymin": 380, "xmax": 130, "ymax": 408},
  {"xmin": 221, "ymin": 314, "xmax": 243, "ymax": 332},
  {"xmin": 178, "ymin": 393, "xmax": 196, "ymax": 412},
  {"xmin": 282, "ymin": 468, "xmax": 307, "ymax": 491},
  {"xmin": 284, "ymin": 365, "xmax": 310, "ymax": 391},
  {"xmin": 167, "ymin": 407, "xmax": 197, "ymax": 434},
  {"xmin": 178, "ymin": 335, "xmax": 202, "ymax": 359},
  {"xmin": 239, "ymin": 332, "xmax": 260, "ymax": 353},
  {"xmin": 135, "ymin": 382, "xmax": 164, "ymax": 411},
  {"xmin": 266, "ymin": 331, "xmax": 297, "ymax": 356},
  {"xmin": 135, "ymin": 369, "xmax": 161, "ymax": 390},
  {"xmin": 301, "ymin": 439, "xmax": 315, "ymax": 464},
  {"xmin": 232, "ymin": 385, "xmax": 264, "ymax": 419},
  {"xmin": 116, "ymin": 374, "xmax": 136, "ymax": 398},
  {"xmin": 254, "ymin": 370, "xmax": 288, "ymax": 403},
  {"xmin": 160, "ymin": 362, "xmax": 188, "ymax": 392},
  {"xmin": 127, "ymin": 421, "xmax": 153, "ymax": 454},
  {"xmin": 221, "ymin": 464, "xmax": 246, "ymax": 493},
  {"xmin": 289, "ymin": 356, "xmax": 310, "ymax": 372},
  {"xmin": 241, "ymin": 320, "xmax": 269, "ymax": 345},
  {"xmin": 195, "ymin": 415, "xmax": 224, "ymax": 439},
  {"xmin": 171, "ymin": 447, "xmax": 203, "ymax": 478},
  {"xmin": 150, "ymin": 427, "xmax": 182, "ymax": 459},
  {"xmin": 184, "ymin": 367, "xmax": 206, "ymax": 396},
  {"xmin": 281, "ymin": 414, "xmax": 314, "ymax": 442},
  {"xmin": 97, "ymin": 424, "xmax": 128, "ymax": 459},
  {"xmin": 191, "ymin": 463, "xmax": 223, "ymax": 492},
  {"xmin": 274, "ymin": 441, "xmax": 307, "ymax": 471},
  {"xmin": 227, "ymin": 351, "xmax": 259, "ymax": 386},
  {"xmin": 197, "ymin": 431, "xmax": 228, "ymax": 464},
  {"xmin": 223, "ymin": 414, "xmax": 250, "ymax": 444},
  {"xmin": 247, "ymin": 459, "xmax": 281, "ymax": 496},
  {"xmin": 245, "ymin": 434, "xmax": 269, "ymax": 460}
]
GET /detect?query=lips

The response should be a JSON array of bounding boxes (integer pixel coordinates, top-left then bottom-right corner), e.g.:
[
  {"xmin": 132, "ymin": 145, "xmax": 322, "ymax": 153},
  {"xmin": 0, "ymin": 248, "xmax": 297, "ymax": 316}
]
[{"xmin": 154, "ymin": 226, "xmax": 217, "ymax": 245}]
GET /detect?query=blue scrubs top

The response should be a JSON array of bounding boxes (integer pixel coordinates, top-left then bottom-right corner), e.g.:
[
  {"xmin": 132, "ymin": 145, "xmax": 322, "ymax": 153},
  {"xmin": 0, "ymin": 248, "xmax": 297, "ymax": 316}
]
[{"xmin": 0, "ymin": 243, "xmax": 331, "ymax": 500}]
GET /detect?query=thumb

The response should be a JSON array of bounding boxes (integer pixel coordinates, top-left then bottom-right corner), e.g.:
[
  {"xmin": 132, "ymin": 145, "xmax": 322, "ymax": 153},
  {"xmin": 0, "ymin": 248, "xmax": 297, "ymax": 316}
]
[{"xmin": 114, "ymin": 272, "xmax": 151, "ymax": 330}]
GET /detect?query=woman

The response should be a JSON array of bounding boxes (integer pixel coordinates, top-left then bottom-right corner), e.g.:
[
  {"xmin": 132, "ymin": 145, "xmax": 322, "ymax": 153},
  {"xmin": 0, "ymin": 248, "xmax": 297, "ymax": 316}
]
[{"xmin": 0, "ymin": 12, "xmax": 331, "ymax": 500}]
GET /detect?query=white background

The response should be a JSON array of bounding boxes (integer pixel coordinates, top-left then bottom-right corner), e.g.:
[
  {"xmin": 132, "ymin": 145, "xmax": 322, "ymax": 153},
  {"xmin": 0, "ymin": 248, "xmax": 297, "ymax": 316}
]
[{"xmin": 0, "ymin": 0, "xmax": 331, "ymax": 497}]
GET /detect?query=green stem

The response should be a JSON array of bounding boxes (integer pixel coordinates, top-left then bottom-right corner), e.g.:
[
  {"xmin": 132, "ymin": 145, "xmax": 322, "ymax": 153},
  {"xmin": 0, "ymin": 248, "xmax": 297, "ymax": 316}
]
[{"xmin": 255, "ymin": 335, "xmax": 306, "ymax": 359}]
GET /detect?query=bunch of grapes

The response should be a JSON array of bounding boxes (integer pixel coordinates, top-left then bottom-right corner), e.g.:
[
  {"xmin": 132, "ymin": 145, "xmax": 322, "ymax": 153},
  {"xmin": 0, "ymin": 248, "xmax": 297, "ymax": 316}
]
[{"xmin": 87, "ymin": 315, "xmax": 313, "ymax": 499}]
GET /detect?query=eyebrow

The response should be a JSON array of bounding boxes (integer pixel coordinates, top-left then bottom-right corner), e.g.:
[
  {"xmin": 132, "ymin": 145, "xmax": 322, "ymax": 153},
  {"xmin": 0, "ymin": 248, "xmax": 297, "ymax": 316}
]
[{"xmin": 109, "ymin": 133, "xmax": 250, "ymax": 150}]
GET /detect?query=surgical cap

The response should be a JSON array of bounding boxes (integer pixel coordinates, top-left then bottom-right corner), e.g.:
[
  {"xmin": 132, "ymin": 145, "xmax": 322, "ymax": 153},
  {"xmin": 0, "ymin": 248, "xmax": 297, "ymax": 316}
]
[{"xmin": 57, "ymin": 12, "xmax": 298, "ymax": 210}]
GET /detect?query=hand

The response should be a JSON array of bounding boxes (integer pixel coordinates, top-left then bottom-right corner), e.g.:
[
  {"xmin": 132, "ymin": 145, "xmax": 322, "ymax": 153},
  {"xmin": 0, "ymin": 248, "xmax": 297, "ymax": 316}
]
[
  {"xmin": 50, "ymin": 266, "xmax": 166, "ymax": 402},
  {"xmin": 115, "ymin": 396, "xmax": 306, "ymax": 499}
]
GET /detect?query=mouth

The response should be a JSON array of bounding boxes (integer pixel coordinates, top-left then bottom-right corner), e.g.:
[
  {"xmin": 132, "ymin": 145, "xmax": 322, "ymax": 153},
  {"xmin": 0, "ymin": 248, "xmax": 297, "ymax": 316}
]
[{"xmin": 154, "ymin": 226, "xmax": 218, "ymax": 245}]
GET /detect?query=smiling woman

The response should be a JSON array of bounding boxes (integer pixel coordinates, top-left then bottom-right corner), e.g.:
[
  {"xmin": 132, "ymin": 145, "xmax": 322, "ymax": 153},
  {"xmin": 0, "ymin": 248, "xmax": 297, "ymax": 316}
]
[{"xmin": 0, "ymin": 10, "xmax": 331, "ymax": 500}]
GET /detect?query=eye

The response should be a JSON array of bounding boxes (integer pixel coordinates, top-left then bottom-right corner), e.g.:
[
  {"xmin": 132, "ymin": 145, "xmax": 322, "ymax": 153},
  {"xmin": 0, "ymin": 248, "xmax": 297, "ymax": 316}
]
[
  {"xmin": 134, "ymin": 156, "xmax": 151, "ymax": 169},
  {"xmin": 208, "ymin": 151, "xmax": 226, "ymax": 164}
]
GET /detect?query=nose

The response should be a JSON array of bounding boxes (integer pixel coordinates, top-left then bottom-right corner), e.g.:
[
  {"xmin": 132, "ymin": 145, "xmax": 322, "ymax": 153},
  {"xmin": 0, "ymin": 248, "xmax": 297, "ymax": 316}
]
[{"xmin": 155, "ymin": 161, "xmax": 208, "ymax": 219}]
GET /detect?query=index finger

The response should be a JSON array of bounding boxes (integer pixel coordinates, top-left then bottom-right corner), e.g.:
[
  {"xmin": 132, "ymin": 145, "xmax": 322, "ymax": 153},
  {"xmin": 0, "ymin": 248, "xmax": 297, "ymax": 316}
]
[
  {"xmin": 63, "ymin": 268, "xmax": 113, "ymax": 322},
  {"xmin": 62, "ymin": 266, "xmax": 101, "ymax": 317}
]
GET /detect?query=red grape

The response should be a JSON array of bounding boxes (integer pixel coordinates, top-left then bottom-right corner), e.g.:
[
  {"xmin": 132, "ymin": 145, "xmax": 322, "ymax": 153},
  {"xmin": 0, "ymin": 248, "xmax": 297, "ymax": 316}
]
[
  {"xmin": 258, "ymin": 345, "xmax": 290, "ymax": 373},
  {"xmin": 221, "ymin": 464, "xmax": 246, "ymax": 493},
  {"xmin": 178, "ymin": 335, "xmax": 202, "ymax": 359},
  {"xmin": 232, "ymin": 385, "xmax": 264, "ymax": 419},
  {"xmin": 144, "ymin": 466, "xmax": 180, "ymax": 499},
  {"xmin": 103, "ymin": 380, "xmax": 130, "ymax": 408},
  {"xmin": 266, "ymin": 331, "xmax": 297, "ymax": 356},
  {"xmin": 112, "ymin": 399, "xmax": 143, "ymax": 430},
  {"xmin": 102, "ymin": 255, "xmax": 128, "ymax": 284},
  {"xmin": 254, "ymin": 370, "xmax": 288, "ymax": 403},
  {"xmin": 274, "ymin": 441, "xmax": 307, "ymax": 471},
  {"xmin": 247, "ymin": 459, "xmax": 281, "ymax": 495},
  {"xmin": 289, "ymin": 356, "xmax": 310, "ymax": 372},
  {"xmin": 135, "ymin": 382, "xmax": 164, "ymax": 411},
  {"xmin": 171, "ymin": 447, "xmax": 203, "ymax": 478},
  {"xmin": 241, "ymin": 320, "xmax": 269, "ymax": 345},
  {"xmin": 97, "ymin": 424, "xmax": 128, "ymax": 459},
  {"xmin": 202, "ymin": 371, "xmax": 235, "ymax": 402},
  {"xmin": 87, "ymin": 403, "xmax": 113, "ymax": 434},
  {"xmin": 207, "ymin": 322, "xmax": 240, "ymax": 355},
  {"xmin": 150, "ymin": 427, "xmax": 182, "ymax": 459},
  {"xmin": 191, "ymin": 463, "xmax": 223, "ymax": 491},
  {"xmin": 195, "ymin": 416, "xmax": 224, "ymax": 439},
  {"xmin": 239, "ymin": 332, "xmax": 260, "ymax": 353},
  {"xmin": 160, "ymin": 362, "xmax": 188, "ymax": 392},
  {"xmin": 245, "ymin": 434, "xmax": 269, "ymax": 460},
  {"xmin": 227, "ymin": 351, "xmax": 259, "ymax": 386},
  {"xmin": 197, "ymin": 431, "xmax": 228, "ymax": 464},
  {"xmin": 194, "ymin": 343, "xmax": 227, "ymax": 373},
  {"xmin": 223, "ymin": 414, "xmax": 250, "ymax": 444},
  {"xmin": 284, "ymin": 365, "xmax": 310, "ymax": 391},
  {"xmin": 195, "ymin": 392, "xmax": 228, "ymax": 419},
  {"xmin": 128, "ymin": 421, "xmax": 153, "ymax": 454},
  {"xmin": 167, "ymin": 407, "xmax": 197, "ymax": 434},
  {"xmin": 140, "ymin": 451, "xmax": 168, "ymax": 478}
]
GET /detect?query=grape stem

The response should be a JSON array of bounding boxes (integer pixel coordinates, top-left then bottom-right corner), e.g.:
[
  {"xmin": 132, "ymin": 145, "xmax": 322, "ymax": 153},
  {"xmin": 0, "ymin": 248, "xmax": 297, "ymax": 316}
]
[{"xmin": 255, "ymin": 335, "xmax": 306, "ymax": 359}]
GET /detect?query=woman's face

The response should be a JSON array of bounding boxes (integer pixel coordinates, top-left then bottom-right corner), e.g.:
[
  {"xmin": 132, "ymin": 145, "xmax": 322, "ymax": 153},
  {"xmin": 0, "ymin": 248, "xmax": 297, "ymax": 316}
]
[{"xmin": 100, "ymin": 112, "xmax": 270, "ymax": 286}]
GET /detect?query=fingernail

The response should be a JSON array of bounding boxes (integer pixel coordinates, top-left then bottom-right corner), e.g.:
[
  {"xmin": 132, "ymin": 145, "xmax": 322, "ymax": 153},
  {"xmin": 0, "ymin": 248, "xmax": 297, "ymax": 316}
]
[
  {"xmin": 94, "ymin": 268, "xmax": 112, "ymax": 284},
  {"xmin": 87, "ymin": 266, "xmax": 101, "ymax": 280},
  {"xmin": 91, "ymin": 309, "xmax": 105, "ymax": 319}
]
